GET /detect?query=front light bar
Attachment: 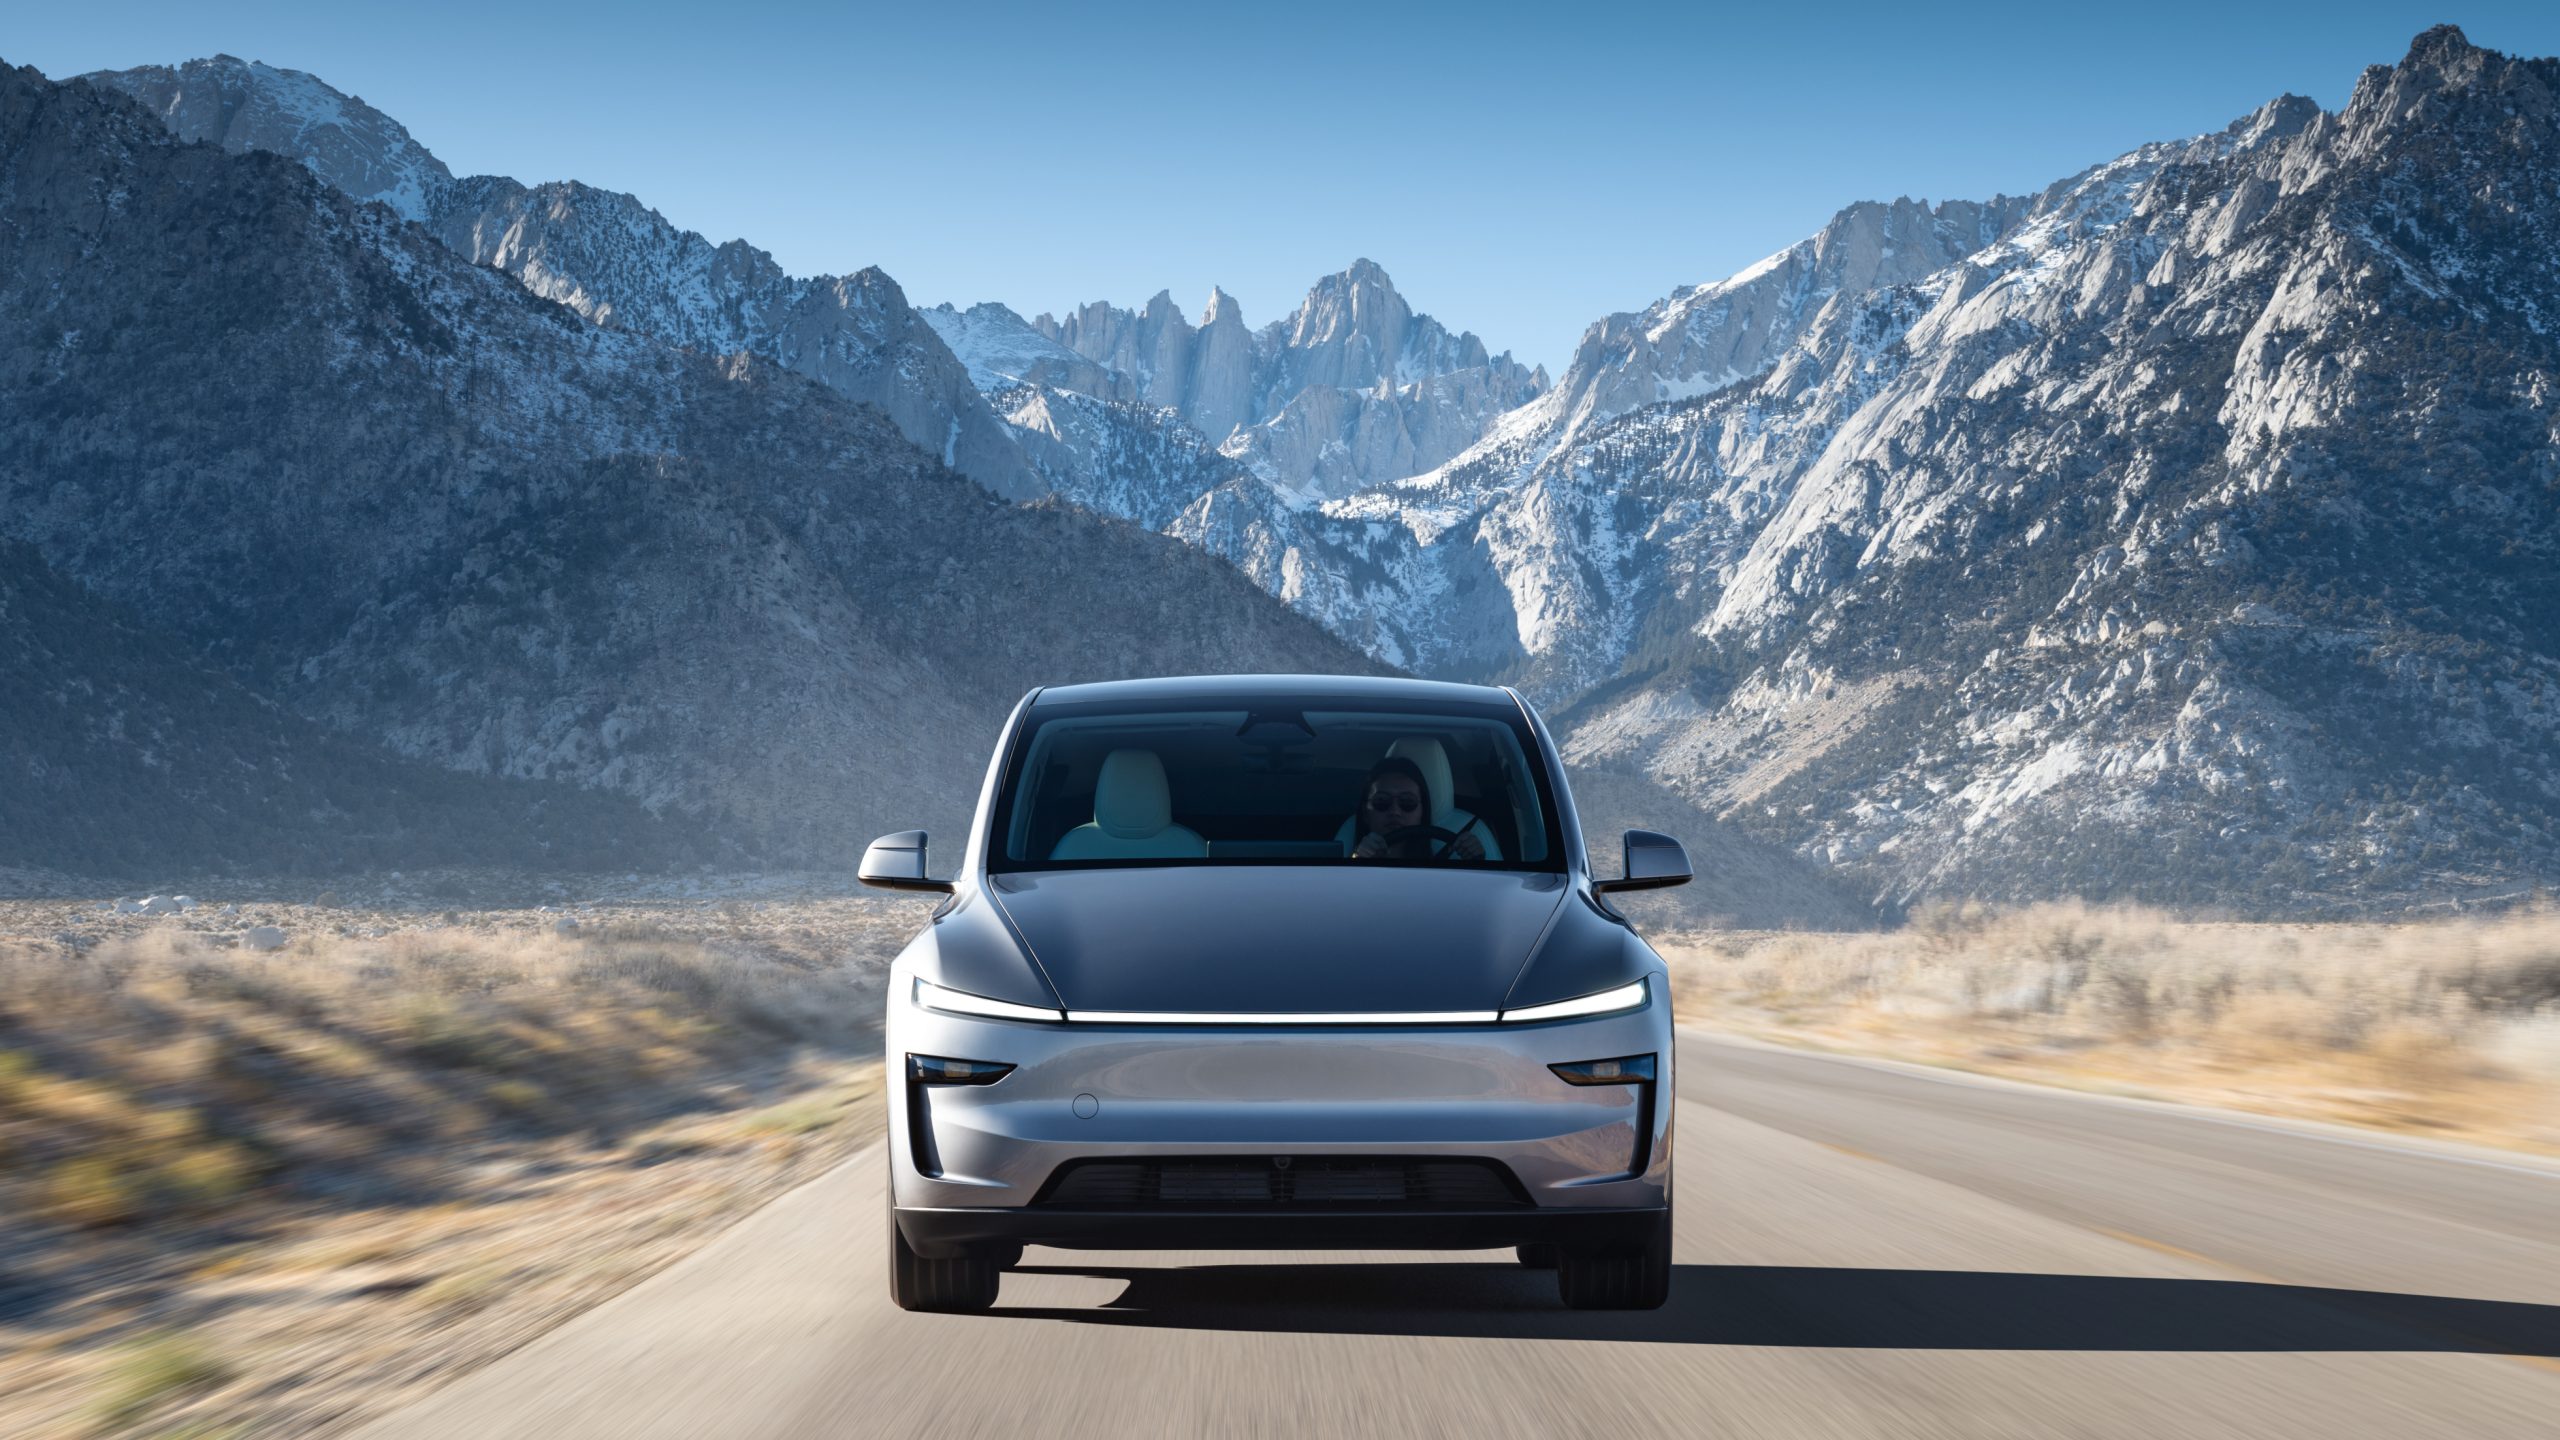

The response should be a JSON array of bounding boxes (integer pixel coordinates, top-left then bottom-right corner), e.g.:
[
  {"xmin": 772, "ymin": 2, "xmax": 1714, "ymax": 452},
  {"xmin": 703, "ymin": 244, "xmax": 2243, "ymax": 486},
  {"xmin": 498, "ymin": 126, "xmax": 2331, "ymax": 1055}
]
[
  {"xmin": 915, "ymin": 975, "xmax": 1652, "ymax": 1027},
  {"xmin": 1499, "ymin": 977, "xmax": 1650, "ymax": 1024},
  {"xmin": 914, "ymin": 977, "xmax": 1065, "ymax": 1024}
]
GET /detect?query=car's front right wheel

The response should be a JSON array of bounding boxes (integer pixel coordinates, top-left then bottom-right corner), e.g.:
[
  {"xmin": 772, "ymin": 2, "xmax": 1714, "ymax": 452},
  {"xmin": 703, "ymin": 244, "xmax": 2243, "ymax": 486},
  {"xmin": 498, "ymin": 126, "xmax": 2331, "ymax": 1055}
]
[
  {"xmin": 1556, "ymin": 1208, "xmax": 1671, "ymax": 1310},
  {"xmin": 888, "ymin": 1207, "xmax": 1002, "ymax": 1313}
]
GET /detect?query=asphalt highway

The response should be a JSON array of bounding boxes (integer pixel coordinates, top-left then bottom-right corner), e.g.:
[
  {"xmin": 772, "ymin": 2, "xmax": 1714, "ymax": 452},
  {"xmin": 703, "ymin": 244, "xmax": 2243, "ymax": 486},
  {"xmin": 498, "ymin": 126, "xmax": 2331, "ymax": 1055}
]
[{"xmin": 359, "ymin": 1032, "xmax": 2560, "ymax": 1438}]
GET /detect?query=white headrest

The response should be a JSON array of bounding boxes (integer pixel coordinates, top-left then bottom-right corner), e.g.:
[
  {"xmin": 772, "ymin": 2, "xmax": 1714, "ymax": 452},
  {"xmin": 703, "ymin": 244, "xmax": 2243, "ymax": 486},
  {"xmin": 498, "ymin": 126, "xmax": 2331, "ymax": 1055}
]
[
  {"xmin": 1385, "ymin": 737, "xmax": 1455, "ymax": 819},
  {"xmin": 1093, "ymin": 749, "xmax": 1174, "ymax": 837}
]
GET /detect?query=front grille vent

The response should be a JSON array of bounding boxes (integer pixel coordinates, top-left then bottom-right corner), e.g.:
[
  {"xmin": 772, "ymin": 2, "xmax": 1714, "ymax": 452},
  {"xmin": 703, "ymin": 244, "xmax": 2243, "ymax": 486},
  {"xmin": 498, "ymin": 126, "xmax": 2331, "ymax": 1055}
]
[{"xmin": 1032, "ymin": 1156, "xmax": 1528, "ymax": 1211}]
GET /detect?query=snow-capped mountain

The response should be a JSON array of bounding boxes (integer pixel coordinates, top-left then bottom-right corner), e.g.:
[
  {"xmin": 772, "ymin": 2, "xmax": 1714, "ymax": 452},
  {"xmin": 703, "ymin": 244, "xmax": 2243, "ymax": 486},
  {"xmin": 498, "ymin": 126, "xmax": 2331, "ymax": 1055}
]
[
  {"xmin": 1212, "ymin": 27, "xmax": 2559, "ymax": 912},
  {"xmin": 95, "ymin": 53, "xmax": 450, "ymax": 220},
  {"xmin": 1230, "ymin": 113, "xmax": 2310, "ymax": 695},
  {"xmin": 88, "ymin": 55, "xmax": 1043, "ymax": 500},
  {"xmin": 1507, "ymin": 195, "xmax": 2034, "ymax": 464},
  {"xmin": 1025, "ymin": 261, "xmax": 1547, "ymax": 501},
  {"xmin": 38, "ymin": 29, "xmax": 2560, "ymax": 915},
  {"xmin": 921, "ymin": 301, "xmax": 1134, "ymax": 402},
  {"xmin": 918, "ymin": 301, "xmax": 1253, "ymax": 525}
]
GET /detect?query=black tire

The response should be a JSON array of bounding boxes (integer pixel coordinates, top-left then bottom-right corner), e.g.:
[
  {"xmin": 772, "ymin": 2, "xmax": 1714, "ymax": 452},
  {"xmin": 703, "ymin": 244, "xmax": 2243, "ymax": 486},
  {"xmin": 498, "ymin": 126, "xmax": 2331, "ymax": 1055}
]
[
  {"xmin": 1516, "ymin": 1243, "xmax": 1560, "ymax": 1269},
  {"xmin": 1556, "ymin": 1209, "xmax": 1671, "ymax": 1310},
  {"xmin": 888, "ymin": 1209, "xmax": 1001, "ymax": 1313}
]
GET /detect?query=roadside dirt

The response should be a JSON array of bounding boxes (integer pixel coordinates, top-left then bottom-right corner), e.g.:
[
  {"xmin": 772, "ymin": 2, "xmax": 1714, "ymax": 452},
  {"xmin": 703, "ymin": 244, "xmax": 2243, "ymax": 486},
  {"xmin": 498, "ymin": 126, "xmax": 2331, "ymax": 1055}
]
[{"xmin": 0, "ymin": 891, "xmax": 928, "ymax": 1438}]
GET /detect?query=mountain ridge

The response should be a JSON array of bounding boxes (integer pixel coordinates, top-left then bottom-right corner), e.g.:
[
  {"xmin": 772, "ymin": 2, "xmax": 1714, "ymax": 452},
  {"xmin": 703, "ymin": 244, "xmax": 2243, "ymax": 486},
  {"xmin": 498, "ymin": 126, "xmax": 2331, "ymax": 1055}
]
[
  {"xmin": 36, "ymin": 28, "xmax": 2560, "ymax": 915},
  {"xmin": 1, "ymin": 56, "xmax": 1383, "ymax": 870},
  {"xmin": 87, "ymin": 54, "xmax": 1045, "ymax": 500}
]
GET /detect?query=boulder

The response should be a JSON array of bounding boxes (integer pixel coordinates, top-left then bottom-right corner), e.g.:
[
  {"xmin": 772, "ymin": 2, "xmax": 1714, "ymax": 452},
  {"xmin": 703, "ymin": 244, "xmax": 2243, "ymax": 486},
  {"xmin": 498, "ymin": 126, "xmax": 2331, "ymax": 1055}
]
[{"xmin": 243, "ymin": 925, "xmax": 288, "ymax": 951}]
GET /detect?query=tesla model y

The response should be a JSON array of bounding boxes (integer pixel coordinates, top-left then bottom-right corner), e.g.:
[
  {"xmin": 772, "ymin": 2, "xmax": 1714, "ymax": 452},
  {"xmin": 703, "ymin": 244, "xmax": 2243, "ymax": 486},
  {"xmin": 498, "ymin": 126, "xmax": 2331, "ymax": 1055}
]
[{"xmin": 861, "ymin": 675, "xmax": 1691, "ymax": 1312}]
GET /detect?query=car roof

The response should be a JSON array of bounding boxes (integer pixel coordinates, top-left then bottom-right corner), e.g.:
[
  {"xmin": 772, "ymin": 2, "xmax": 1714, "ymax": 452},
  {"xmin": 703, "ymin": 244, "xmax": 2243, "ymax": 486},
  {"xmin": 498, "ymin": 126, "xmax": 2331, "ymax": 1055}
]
[{"xmin": 1028, "ymin": 673, "xmax": 1520, "ymax": 709}]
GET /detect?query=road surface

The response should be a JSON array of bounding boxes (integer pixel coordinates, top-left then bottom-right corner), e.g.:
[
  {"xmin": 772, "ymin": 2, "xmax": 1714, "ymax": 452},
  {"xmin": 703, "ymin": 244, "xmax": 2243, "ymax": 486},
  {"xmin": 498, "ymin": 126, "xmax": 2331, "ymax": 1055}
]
[{"xmin": 359, "ymin": 1032, "xmax": 2560, "ymax": 1438}]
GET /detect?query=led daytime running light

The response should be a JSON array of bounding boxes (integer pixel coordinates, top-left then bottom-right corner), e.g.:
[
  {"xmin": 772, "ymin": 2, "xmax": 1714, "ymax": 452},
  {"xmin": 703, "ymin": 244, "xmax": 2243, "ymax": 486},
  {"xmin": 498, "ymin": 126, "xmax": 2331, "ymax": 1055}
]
[
  {"xmin": 913, "ymin": 977, "xmax": 1063, "ymax": 1024},
  {"xmin": 1500, "ymin": 977, "xmax": 1649, "ymax": 1024}
]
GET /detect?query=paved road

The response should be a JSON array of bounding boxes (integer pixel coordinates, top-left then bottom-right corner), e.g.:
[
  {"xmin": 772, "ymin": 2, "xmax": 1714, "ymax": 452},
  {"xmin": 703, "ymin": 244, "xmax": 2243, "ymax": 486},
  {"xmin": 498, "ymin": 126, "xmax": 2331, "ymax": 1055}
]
[{"xmin": 361, "ymin": 1032, "xmax": 2560, "ymax": 1438}]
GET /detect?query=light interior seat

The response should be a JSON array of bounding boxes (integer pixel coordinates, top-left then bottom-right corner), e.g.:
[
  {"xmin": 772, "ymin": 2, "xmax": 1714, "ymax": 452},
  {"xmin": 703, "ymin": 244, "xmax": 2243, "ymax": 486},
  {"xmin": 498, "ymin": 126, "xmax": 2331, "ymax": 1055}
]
[{"xmin": 1050, "ymin": 748, "xmax": 1208, "ymax": 861}]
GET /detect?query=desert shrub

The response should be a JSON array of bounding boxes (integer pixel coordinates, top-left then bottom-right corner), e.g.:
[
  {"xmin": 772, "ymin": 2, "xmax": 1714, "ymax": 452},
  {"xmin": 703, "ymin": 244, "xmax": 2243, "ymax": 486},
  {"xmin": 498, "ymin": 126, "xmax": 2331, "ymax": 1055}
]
[
  {"xmin": 1663, "ymin": 901, "xmax": 2560, "ymax": 1121},
  {"xmin": 94, "ymin": 1331, "xmax": 231, "ymax": 1428},
  {"xmin": 46, "ymin": 1155, "xmax": 144, "ymax": 1228}
]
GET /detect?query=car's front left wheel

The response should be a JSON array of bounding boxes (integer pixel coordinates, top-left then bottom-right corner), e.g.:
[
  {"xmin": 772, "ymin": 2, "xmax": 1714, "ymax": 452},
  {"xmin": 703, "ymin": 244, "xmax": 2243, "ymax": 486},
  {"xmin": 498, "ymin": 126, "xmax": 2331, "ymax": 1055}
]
[
  {"xmin": 1556, "ymin": 1208, "xmax": 1671, "ymax": 1310},
  {"xmin": 888, "ymin": 1209, "xmax": 1002, "ymax": 1313}
]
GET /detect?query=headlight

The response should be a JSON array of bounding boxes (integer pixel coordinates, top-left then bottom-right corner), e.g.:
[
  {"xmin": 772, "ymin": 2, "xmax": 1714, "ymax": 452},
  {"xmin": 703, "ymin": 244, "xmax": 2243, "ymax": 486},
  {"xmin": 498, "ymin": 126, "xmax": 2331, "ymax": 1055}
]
[
  {"xmin": 1549, "ymin": 1053, "xmax": 1656, "ymax": 1084},
  {"xmin": 908, "ymin": 1054, "xmax": 1015, "ymax": 1085},
  {"xmin": 1501, "ymin": 977, "xmax": 1649, "ymax": 1024},
  {"xmin": 913, "ymin": 977, "xmax": 1063, "ymax": 1024}
]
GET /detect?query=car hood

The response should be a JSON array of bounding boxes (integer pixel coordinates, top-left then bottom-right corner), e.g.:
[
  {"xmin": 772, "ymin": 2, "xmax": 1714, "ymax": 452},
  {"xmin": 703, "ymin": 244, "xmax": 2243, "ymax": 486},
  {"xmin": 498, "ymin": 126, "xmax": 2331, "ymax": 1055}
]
[{"xmin": 988, "ymin": 866, "xmax": 1570, "ymax": 1015}]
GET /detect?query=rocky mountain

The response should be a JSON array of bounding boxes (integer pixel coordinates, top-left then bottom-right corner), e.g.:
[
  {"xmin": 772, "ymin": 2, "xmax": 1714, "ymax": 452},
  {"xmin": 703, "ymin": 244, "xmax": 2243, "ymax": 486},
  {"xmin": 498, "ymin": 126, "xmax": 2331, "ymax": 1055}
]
[
  {"xmin": 91, "ymin": 62, "xmax": 1542, "ymax": 517},
  {"xmin": 1023, "ymin": 261, "xmax": 1548, "ymax": 501},
  {"xmin": 39, "ymin": 29, "xmax": 2559, "ymax": 918},
  {"xmin": 1495, "ymin": 195, "xmax": 2036, "ymax": 466},
  {"xmin": 89, "ymin": 55, "xmax": 1042, "ymax": 500},
  {"xmin": 920, "ymin": 301, "xmax": 1248, "ymax": 526},
  {"xmin": 93, "ymin": 53, "xmax": 449, "ymax": 220},
  {"xmin": 1, "ymin": 58, "xmax": 1378, "ymax": 870},
  {"xmin": 40, "ymin": 50, "xmax": 1864, "ymax": 925},
  {"xmin": 1204, "ymin": 27, "xmax": 2560, "ymax": 913}
]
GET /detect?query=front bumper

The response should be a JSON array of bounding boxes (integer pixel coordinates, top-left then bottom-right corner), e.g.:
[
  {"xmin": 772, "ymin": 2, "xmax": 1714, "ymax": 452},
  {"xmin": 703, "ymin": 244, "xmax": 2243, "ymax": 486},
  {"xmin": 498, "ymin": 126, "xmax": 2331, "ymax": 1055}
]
[
  {"xmin": 886, "ymin": 977, "xmax": 1674, "ymax": 1254},
  {"xmin": 895, "ymin": 1204, "xmax": 1667, "ymax": 1255}
]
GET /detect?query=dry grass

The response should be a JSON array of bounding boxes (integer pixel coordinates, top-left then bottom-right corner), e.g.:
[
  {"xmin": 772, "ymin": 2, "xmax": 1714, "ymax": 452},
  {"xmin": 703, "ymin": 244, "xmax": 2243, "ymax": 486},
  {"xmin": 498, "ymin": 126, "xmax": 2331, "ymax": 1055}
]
[
  {"xmin": 1663, "ymin": 901, "xmax": 2560, "ymax": 1154},
  {"xmin": 0, "ymin": 894, "xmax": 921, "ymax": 1438}
]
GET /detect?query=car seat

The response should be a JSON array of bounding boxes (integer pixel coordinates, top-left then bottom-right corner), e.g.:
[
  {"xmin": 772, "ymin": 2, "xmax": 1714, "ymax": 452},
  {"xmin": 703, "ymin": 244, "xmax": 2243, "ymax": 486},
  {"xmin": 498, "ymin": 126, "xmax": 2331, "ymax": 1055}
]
[{"xmin": 1049, "ymin": 749, "xmax": 1208, "ymax": 861}]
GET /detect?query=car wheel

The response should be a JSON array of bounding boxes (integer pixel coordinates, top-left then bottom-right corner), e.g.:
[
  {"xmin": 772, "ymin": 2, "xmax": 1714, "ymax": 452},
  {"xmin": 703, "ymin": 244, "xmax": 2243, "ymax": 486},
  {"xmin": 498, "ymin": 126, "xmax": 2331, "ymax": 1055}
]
[
  {"xmin": 1556, "ymin": 1209, "xmax": 1670, "ymax": 1310},
  {"xmin": 1515, "ymin": 1243, "xmax": 1559, "ymax": 1269},
  {"xmin": 888, "ymin": 1208, "xmax": 1001, "ymax": 1313}
]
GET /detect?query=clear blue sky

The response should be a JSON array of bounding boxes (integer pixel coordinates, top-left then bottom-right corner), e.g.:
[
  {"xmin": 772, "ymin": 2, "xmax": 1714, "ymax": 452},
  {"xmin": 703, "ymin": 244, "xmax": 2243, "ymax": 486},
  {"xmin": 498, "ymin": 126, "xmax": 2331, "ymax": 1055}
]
[{"xmin": 12, "ymin": 3, "xmax": 2558, "ymax": 370}]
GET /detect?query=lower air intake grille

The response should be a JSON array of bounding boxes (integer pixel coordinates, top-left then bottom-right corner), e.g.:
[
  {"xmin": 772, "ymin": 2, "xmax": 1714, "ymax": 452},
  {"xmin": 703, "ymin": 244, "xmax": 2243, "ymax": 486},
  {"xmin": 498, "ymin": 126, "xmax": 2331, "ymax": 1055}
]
[{"xmin": 1032, "ymin": 1157, "xmax": 1528, "ymax": 1210}]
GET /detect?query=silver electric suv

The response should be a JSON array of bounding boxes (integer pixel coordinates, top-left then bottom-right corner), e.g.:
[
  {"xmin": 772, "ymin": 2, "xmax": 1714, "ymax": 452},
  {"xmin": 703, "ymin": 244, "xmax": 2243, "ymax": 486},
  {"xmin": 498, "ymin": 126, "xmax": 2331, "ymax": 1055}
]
[{"xmin": 862, "ymin": 675, "xmax": 1690, "ymax": 1313}]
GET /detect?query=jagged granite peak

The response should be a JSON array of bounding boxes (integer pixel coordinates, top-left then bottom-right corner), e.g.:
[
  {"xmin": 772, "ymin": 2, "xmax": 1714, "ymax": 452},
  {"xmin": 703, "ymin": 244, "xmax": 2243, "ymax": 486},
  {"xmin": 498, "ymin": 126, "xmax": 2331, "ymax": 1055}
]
[
  {"xmin": 1017, "ymin": 259, "xmax": 1543, "ymax": 500},
  {"xmin": 1255, "ymin": 258, "xmax": 1514, "ymax": 407},
  {"xmin": 89, "ymin": 56, "xmax": 1043, "ymax": 500},
  {"xmin": 83, "ymin": 53, "xmax": 450, "ymax": 220},
  {"xmin": 2336, "ymin": 23, "xmax": 2546, "ymax": 159},
  {"xmin": 1032, "ymin": 289, "xmax": 1200, "ymax": 414},
  {"xmin": 920, "ymin": 300, "xmax": 1134, "ymax": 402},
  {"xmin": 1188, "ymin": 283, "xmax": 1257, "ymax": 444},
  {"xmin": 0, "ymin": 58, "xmax": 1378, "ymax": 868}
]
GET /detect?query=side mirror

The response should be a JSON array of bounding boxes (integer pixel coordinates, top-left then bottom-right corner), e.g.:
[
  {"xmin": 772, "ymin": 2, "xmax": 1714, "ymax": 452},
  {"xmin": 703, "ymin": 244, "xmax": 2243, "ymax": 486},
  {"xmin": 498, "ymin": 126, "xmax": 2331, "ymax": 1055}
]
[
  {"xmin": 1593, "ymin": 829, "xmax": 1691, "ymax": 893},
  {"xmin": 858, "ymin": 830, "xmax": 955, "ymax": 894}
]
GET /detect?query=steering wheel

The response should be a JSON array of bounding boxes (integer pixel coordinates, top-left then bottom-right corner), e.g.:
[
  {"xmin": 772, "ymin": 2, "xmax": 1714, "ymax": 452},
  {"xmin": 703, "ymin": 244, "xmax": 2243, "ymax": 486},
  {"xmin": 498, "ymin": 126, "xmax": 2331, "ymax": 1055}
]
[{"xmin": 1379, "ymin": 824, "xmax": 1465, "ymax": 862}]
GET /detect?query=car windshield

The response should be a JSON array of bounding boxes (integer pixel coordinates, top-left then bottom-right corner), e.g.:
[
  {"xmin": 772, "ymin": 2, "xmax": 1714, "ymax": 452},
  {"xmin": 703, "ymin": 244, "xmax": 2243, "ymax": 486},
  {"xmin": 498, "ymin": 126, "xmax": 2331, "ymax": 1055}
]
[{"xmin": 990, "ymin": 696, "xmax": 1564, "ymax": 871}]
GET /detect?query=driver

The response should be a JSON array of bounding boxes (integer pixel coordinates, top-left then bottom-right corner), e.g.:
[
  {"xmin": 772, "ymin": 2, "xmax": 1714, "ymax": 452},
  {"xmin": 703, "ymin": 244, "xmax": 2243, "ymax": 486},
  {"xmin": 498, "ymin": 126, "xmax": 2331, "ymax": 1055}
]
[{"xmin": 1350, "ymin": 757, "xmax": 1486, "ymax": 861}]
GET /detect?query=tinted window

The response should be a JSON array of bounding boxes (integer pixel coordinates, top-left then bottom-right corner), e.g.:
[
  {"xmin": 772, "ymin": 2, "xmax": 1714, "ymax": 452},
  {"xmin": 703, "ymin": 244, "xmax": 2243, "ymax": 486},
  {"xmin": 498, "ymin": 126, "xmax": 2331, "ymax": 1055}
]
[{"xmin": 990, "ymin": 697, "xmax": 1562, "ymax": 871}]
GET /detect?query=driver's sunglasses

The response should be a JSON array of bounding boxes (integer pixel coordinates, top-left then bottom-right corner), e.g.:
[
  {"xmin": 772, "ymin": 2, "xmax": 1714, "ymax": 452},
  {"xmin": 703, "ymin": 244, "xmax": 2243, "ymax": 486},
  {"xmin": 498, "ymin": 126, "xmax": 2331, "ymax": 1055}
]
[{"xmin": 1365, "ymin": 791, "xmax": 1422, "ymax": 815}]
